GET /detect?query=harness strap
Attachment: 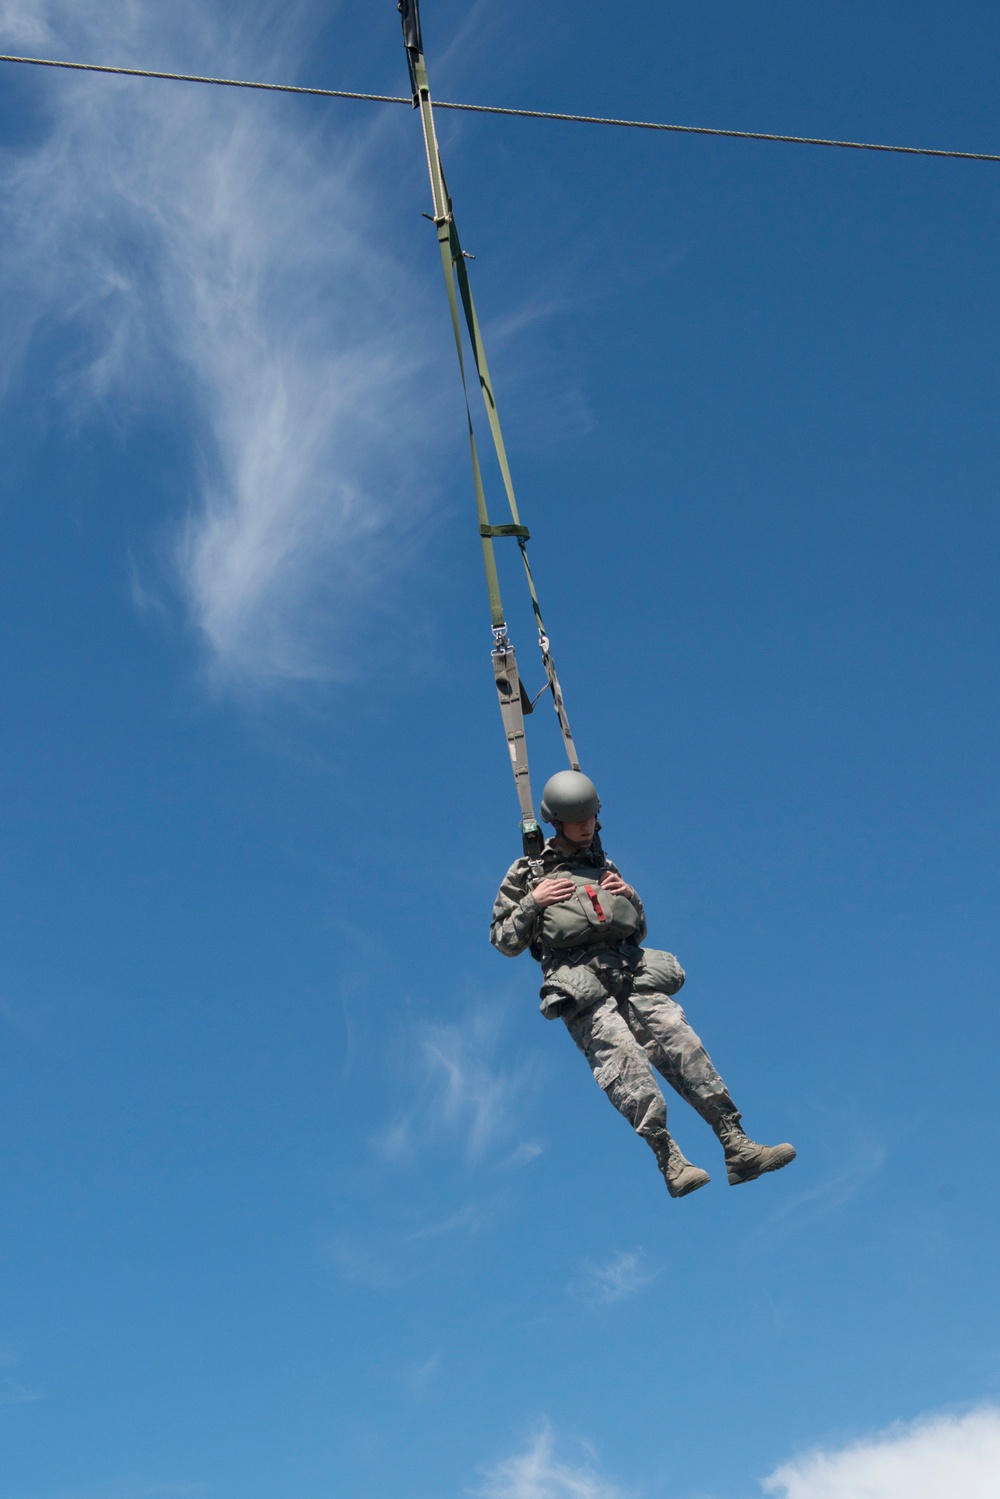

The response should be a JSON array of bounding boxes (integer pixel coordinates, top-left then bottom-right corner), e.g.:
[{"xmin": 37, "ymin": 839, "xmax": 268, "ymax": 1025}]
[
  {"xmin": 492, "ymin": 642, "xmax": 534, "ymax": 824},
  {"xmin": 400, "ymin": 0, "xmax": 581, "ymax": 841}
]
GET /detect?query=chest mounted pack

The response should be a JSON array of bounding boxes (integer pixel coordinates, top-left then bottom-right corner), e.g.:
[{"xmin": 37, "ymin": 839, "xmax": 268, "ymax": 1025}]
[{"xmin": 540, "ymin": 867, "xmax": 641, "ymax": 952}]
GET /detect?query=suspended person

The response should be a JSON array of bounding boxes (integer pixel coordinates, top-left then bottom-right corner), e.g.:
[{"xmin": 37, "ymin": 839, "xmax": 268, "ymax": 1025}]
[{"xmin": 490, "ymin": 771, "xmax": 796, "ymax": 1197}]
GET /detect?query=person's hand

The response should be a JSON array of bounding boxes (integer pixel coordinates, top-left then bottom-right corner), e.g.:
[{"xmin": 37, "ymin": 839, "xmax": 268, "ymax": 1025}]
[
  {"xmin": 531, "ymin": 877, "xmax": 576, "ymax": 908},
  {"xmin": 599, "ymin": 871, "xmax": 634, "ymax": 900}
]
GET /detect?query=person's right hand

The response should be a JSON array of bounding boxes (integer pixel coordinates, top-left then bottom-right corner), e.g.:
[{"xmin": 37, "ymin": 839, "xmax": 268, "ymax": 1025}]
[{"xmin": 531, "ymin": 877, "xmax": 576, "ymax": 908}]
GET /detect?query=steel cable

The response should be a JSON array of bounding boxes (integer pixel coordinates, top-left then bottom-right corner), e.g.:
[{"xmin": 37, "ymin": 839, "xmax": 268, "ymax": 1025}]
[{"xmin": 1, "ymin": 52, "xmax": 999, "ymax": 164}]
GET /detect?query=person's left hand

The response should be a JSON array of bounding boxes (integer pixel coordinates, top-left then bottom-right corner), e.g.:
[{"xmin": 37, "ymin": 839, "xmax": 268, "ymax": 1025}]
[{"xmin": 599, "ymin": 871, "xmax": 634, "ymax": 900}]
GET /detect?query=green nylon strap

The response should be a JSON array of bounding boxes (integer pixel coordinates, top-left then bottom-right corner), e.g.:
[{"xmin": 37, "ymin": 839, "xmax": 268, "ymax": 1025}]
[
  {"xmin": 443, "ymin": 255, "xmax": 505, "ymax": 627},
  {"xmin": 414, "ymin": 53, "xmax": 521, "ymax": 632},
  {"xmin": 408, "ymin": 55, "xmax": 503, "ymax": 627},
  {"xmin": 409, "ymin": 37, "xmax": 582, "ymax": 775},
  {"xmin": 441, "ymin": 189, "xmax": 560, "ymax": 655},
  {"xmin": 449, "ymin": 222, "xmax": 524, "ymax": 531}
]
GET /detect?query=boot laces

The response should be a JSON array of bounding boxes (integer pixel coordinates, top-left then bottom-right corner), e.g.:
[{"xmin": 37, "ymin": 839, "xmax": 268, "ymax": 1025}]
[{"xmin": 718, "ymin": 1113, "xmax": 746, "ymax": 1146}]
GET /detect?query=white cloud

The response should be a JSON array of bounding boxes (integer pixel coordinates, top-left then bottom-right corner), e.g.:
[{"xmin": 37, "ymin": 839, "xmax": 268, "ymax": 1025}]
[
  {"xmin": 567, "ymin": 1249, "xmax": 656, "ymax": 1307},
  {"xmin": 475, "ymin": 1426, "xmax": 626, "ymax": 1499},
  {"xmin": 500, "ymin": 1141, "xmax": 545, "ymax": 1169},
  {"xmin": 0, "ymin": 1, "xmax": 435, "ymax": 685},
  {"xmin": 0, "ymin": 1, "xmax": 49, "ymax": 44},
  {"xmin": 379, "ymin": 1006, "xmax": 542, "ymax": 1165},
  {"xmin": 763, "ymin": 1406, "xmax": 1000, "ymax": 1499}
]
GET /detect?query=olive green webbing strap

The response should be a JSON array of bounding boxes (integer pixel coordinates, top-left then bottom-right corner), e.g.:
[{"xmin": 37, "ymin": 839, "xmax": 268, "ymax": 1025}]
[
  {"xmin": 408, "ymin": 50, "xmax": 534, "ymax": 820},
  {"xmin": 411, "ymin": 64, "xmax": 503, "ymax": 629},
  {"xmin": 405, "ymin": 19, "xmax": 581, "ymax": 796},
  {"xmin": 447, "ymin": 209, "xmax": 581, "ymax": 773}
]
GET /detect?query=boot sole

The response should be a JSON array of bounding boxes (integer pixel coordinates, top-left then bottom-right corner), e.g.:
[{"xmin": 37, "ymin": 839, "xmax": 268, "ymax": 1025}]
[{"xmin": 727, "ymin": 1145, "xmax": 797, "ymax": 1186}]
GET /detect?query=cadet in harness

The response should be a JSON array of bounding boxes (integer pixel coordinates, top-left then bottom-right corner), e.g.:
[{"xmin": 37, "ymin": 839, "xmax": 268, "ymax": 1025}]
[{"xmin": 490, "ymin": 770, "xmax": 796, "ymax": 1197}]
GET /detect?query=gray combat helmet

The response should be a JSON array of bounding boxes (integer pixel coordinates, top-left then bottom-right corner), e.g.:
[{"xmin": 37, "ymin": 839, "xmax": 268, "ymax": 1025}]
[{"xmin": 539, "ymin": 770, "xmax": 601, "ymax": 825}]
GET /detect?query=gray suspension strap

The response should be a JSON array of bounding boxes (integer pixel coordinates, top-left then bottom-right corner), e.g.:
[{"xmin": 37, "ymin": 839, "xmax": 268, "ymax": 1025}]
[{"xmin": 399, "ymin": 1, "xmax": 580, "ymax": 854}]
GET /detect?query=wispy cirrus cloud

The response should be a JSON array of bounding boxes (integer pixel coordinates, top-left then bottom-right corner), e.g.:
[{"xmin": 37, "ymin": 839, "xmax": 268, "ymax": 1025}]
[
  {"xmin": 475, "ymin": 1406, "xmax": 1000, "ymax": 1499},
  {"xmin": 475, "ymin": 1425, "xmax": 627, "ymax": 1499},
  {"xmin": 378, "ymin": 1005, "xmax": 543, "ymax": 1165},
  {"xmin": 0, "ymin": 1, "xmax": 48, "ymax": 44},
  {"xmin": 763, "ymin": 1405, "xmax": 1000, "ymax": 1499},
  {"xmin": 567, "ymin": 1249, "xmax": 656, "ymax": 1308},
  {"xmin": 0, "ymin": 0, "xmax": 436, "ymax": 685}
]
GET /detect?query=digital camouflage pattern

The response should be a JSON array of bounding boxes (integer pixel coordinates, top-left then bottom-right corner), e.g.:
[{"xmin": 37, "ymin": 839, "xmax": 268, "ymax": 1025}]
[
  {"xmin": 564, "ymin": 991, "xmax": 737, "ymax": 1138},
  {"xmin": 490, "ymin": 837, "xmax": 737, "ymax": 1148}
]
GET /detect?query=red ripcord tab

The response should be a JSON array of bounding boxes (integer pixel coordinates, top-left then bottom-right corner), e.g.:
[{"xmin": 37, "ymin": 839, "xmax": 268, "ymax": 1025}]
[{"xmin": 584, "ymin": 886, "xmax": 607, "ymax": 922}]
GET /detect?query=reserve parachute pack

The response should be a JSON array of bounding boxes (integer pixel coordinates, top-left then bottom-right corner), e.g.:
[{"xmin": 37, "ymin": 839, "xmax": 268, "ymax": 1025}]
[{"xmin": 539, "ymin": 865, "xmax": 641, "ymax": 953}]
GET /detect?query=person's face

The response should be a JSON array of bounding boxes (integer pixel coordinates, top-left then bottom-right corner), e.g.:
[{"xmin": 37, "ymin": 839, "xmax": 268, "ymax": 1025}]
[{"xmin": 560, "ymin": 815, "xmax": 596, "ymax": 846}]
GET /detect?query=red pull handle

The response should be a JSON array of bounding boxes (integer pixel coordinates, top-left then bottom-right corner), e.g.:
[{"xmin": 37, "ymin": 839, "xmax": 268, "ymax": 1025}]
[{"xmin": 584, "ymin": 885, "xmax": 607, "ymax": 922}]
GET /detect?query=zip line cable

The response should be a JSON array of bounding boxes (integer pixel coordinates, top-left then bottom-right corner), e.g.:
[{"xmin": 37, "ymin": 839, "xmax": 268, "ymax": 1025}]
[
  {"xmin": 2, "ymin": 51, "xmax": 1000, "ymax": 165},
  {"xmin": 5, "ymin": 31, "xmax": 996, "ymax": 844}
]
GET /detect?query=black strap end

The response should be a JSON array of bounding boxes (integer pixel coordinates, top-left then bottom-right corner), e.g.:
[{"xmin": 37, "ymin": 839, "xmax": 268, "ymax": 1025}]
[
  {"xmin": 520, "ymin": 819, "xmax": 545, "ymax": 859},
  {"xmin": 479, "ymin": 523, "xmax": 530, "ymax": 540}
]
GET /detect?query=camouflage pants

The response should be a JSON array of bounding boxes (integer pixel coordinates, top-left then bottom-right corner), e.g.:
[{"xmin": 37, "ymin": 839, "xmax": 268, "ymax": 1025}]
[{"xmin": 564, "ymin": 990, "xmax": 736, "ymax": 1142}]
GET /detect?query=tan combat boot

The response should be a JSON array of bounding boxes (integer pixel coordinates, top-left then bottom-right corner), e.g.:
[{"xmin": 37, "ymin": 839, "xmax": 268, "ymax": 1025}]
[
  {"xmin": 647, "ymin": 1127, "xmax": 711, "ymax": 1198},
  {"xmin": 715, "ymin": 1112, "xmax": 796, "ymax": 1185}
]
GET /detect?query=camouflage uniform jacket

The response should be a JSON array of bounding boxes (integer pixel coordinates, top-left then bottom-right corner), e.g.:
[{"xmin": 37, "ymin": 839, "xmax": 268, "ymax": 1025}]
[{"xmin": 491, "ymin": 839, "xmax": 684, "ymax": 1020}]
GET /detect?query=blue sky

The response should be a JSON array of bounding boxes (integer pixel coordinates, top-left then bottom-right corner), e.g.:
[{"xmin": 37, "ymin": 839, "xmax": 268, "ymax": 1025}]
[{"xmin": 1, "ymin": 2, "xmax": 999, "ymax": 1497}]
